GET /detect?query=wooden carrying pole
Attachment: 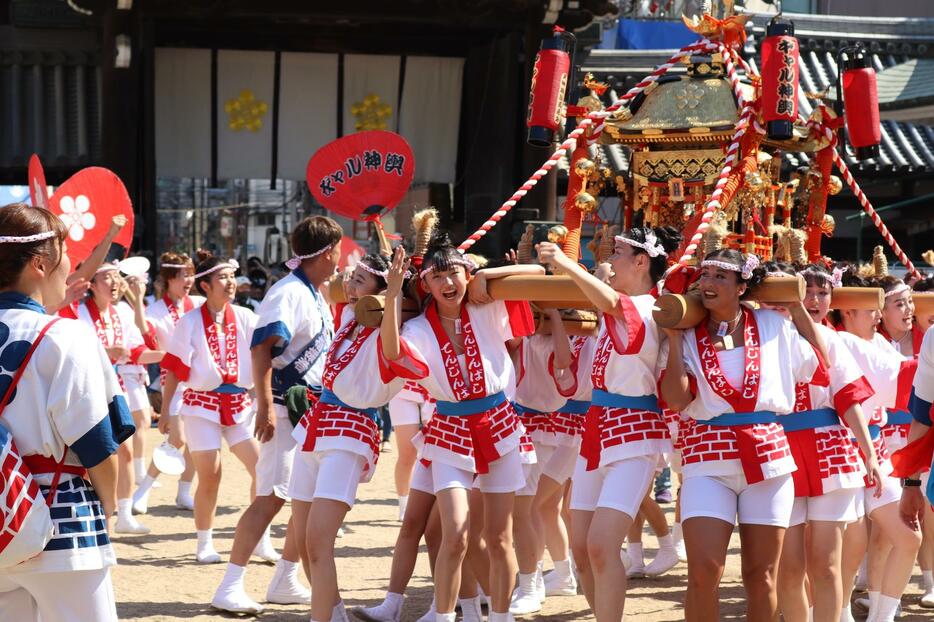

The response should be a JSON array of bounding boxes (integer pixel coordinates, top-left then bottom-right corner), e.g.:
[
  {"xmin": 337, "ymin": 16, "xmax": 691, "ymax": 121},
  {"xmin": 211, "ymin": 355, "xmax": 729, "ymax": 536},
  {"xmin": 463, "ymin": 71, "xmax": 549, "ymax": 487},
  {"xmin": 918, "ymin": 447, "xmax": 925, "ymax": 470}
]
[
  {"xmin": 830, "ymin": 287, "xmax": 884, "ymax": 311},
  {"xmin": 354, "ymin": 295, "xmax": 421, "ymax": 328},
  {"xmin": 533, "ymin": 310, "xmax": 599, "ymax": 336},
  {"xmin": 653, "ymin": 275, "xmax": 806, "ymax": 329},
  {"xmin": 913, "ymin": 292, "xmax": 934, "ymax": 318}
]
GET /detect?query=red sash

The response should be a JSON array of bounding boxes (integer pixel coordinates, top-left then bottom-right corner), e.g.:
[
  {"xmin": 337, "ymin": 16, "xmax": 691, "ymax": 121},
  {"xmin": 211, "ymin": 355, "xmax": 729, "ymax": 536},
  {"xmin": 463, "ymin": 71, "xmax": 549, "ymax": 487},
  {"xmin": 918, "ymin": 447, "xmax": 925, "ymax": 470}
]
[
  {"xmin": 321, "ymin": 319, "xmax": 375, "ymax": 391},
  {"xmin": 426, "ymin": 303, "xmax": 500, "ymax": 473},
  {"xmin": 696, "ymin": 308, "xmax": 767, "ymax": 483},
  {"xmin": 86, "ymin": 300, "xmax": 124, "ymax": 363},
  {"xmin": 201, "ymin": 304, "xmax": 239, "ymax": 385},
  {"xmin": 164, "ymin": 295, "xmax": 194, "ymax": 326}
]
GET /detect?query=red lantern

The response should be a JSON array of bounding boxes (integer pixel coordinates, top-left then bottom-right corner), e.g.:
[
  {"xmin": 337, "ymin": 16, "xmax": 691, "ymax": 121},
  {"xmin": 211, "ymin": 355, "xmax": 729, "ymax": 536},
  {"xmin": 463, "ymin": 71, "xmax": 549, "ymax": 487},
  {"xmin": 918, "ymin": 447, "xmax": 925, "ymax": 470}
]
[
  {"xmin": 841, "ymin": 48, "xmax": 881, "ymax": 161},
  {"xmin": 760, "ymin": 17, "xmax": 799, "ymax": 141},
  {"xmin": 527, "ymin": 27, "xmax": 575, "ymax": 147}
]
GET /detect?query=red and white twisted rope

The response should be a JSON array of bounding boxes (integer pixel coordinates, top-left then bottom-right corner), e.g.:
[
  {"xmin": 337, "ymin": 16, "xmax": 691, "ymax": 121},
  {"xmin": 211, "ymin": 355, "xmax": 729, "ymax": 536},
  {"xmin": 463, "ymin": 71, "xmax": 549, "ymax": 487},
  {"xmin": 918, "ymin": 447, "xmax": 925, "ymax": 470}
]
[
  {"xmin": 806, "ymin": 108, "xmax": 921, "ymax": 279},
  {"xmin": 676, "ymin": 45, "xmax": 763, "ymax": 265},
  {"xmin": 457, "ymin": 39, "xmax": 717, "ymax": 252}
]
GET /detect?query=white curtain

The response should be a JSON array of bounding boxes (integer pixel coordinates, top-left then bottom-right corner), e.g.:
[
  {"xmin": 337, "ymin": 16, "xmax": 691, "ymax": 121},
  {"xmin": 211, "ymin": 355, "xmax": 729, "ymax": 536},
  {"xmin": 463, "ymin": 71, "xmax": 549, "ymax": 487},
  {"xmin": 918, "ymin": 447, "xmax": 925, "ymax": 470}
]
[
  {"xmin": 342, "ymin": 54, "xmax": 401, "ymax": 135},
  {"xmin": 398, "ymin": 56, "xmax": 464, "ymax": 184},
  {"xmin": 155, "ymin": 48, "xmax": 212, "ymax": 179},
  {"xmin": 216, "ymin": 50, "xmax": 276, "ymax": 181},
  {"xmin": 278, "ymin": 52, "xmax": 339, "ymax": 180}
]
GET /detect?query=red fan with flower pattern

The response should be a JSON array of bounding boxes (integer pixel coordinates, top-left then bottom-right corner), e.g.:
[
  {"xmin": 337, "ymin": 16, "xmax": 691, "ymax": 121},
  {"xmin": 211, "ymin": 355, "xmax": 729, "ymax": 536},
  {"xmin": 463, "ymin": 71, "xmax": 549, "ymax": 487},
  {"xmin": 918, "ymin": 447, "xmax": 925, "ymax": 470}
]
[
  {"xmin": 306, "ymin": 131, "xmax": 414, "ymax": 222},
  {"xmin": 28, "ymin": 155, "xmax": 135, "ymax": 267}
]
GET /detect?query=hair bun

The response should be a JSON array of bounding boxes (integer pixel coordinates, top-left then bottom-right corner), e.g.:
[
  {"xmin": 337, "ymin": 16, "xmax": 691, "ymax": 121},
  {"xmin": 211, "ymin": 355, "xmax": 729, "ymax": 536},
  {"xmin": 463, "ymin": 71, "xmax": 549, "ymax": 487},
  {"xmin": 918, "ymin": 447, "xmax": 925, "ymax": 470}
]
[
  {"xmin": 653, "ymin": 226, "xmax": 683, "ymax": 254},
  {"xmin": 195, "ymin": 248, "xmax": 214, "ymax": 264}
]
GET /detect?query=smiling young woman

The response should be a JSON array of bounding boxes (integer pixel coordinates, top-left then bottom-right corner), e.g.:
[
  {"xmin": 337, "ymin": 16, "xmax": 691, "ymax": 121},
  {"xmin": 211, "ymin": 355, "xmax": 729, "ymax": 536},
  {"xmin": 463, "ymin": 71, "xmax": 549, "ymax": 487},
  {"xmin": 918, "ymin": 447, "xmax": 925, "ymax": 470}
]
[{"xmin": 660, "ymin": 248, "xmax": 831, "ymax": 622}]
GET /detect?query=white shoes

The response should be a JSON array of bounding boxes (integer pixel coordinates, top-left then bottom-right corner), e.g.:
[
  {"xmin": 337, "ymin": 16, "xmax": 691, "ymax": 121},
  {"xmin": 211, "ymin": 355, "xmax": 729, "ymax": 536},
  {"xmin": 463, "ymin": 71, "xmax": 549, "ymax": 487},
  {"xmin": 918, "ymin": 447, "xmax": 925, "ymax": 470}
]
[
  {"xmin": 175, "ymin": 492, "xmax": 195, "ymax": 511},
  {"xmin": 265, "ymin": 559, "xmax": 311, "ymax": 604},
  {"xmin": 543, "ymin": 570, "xmax": 578, "ymax": 596},
  {"xmin": 922, "ymin": 585, "xmax": 934, "ymax": 608},
  {"xmin": 644, "ymin": 546, "xmax": 679, "ymax": 577},
  {"xmin": 211, "ymin": 588, "xmax": 264, "ymax": 615},
  {"xmin": 252, "ymin": 531, "xmax": 281, "ymax": 563},
  {"xmin": 352, "ymin": 599, "xmax": 403, "ymax": 622},
  {"xmin": 114, "ymin": 514, "xmax": 151, "ymax": 535},
  {"xmin": 196, "ymin": 545, "xmax": 222, "ymax": 564},
  {"xmin": 509, "ymin": 571, "xmax": 543, "ymax": 615}
]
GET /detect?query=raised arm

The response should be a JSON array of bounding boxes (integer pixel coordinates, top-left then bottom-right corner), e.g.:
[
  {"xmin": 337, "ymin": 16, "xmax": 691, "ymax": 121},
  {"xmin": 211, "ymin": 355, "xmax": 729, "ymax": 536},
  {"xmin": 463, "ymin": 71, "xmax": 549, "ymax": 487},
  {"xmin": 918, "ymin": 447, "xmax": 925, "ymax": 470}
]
[
  {"xmin": 68, "ymin": 214, "xmax": 127, "ymax": 284},
  {"xmin": 381, "ymin": 246, "xmax": 410, "ymax": 361},
  {"xmin": 536, "ymin": 241, "xmax": 620, "ymax": 316}
]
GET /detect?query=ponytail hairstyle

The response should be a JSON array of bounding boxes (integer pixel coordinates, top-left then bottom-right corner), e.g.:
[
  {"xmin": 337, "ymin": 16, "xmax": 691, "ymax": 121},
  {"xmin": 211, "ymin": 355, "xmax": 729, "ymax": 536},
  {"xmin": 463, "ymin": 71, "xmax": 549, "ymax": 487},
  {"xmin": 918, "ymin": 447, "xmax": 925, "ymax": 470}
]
[
  {"xmin": 701, "ymin": 248, "xmax": 766, "ymax": 298},
  {"xmin": 421, "ymin": 232, "xmax": 476, "ymax": 278},
  {"xmin": 193, "ymin": 249, "xmax": 222, "ymax": 296},
  {"xmin": 614, "ymin": 226, "xmax": 683, "ymax": 283},
  {"xmin": 0, "ymin": 203, "xmax": 68, "ymax": 289}
]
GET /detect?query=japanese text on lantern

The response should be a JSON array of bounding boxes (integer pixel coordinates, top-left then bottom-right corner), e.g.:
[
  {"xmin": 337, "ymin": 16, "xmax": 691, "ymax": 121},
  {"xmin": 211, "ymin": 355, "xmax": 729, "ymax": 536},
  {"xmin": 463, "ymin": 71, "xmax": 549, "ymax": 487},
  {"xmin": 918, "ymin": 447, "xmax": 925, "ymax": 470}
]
[
  {"xmin": 318, "ymin": 151, "xmax": 407, "ymax": 197},
  {"xmin": 774, "ymin": 38, "xmax": 797, "ymax": 117}
]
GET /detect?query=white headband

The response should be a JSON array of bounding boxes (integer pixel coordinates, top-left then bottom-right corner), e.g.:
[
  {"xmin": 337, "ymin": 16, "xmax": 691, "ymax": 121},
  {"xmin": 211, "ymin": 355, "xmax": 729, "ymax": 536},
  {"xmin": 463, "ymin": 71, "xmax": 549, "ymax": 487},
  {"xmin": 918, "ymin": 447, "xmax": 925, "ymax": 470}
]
[
  {"xmin": 0, "ymin": 231, "xmax": 57, "ymax": 244},
  {"xmin": 884, "ymin": 282, "xmax": 911, "ymax": 299},
  {"xmin": 95, "ymin": 262, "xmax": 120, "ymax": 275},
  {"xmin": 160, "ymin": 263, "xmax": 189, "ymax": 270},
  {"xmin": 195, "ymin": 259, "xmax": 239, "ymax": 279},
  {"xmin": 356, "ymin": 261, "xmax": 388, "ymax": 279},
  {"xmin": 285, "ymin": 244, "xmax": 335, "ymax": 270},
  {"xmin": 830, "ymin": 266, "xmax": 846, "ymax": 288},
  {"xmin": 614, "ymin": 231, "xmax": 667, "ymax": 258},
  {"xmin": 419, "ymin": 256, "xmax": 478, "ymax": 279},
  {"xmin": 702, "ymin": 255, "xmax": 760, "ymax": 280}
]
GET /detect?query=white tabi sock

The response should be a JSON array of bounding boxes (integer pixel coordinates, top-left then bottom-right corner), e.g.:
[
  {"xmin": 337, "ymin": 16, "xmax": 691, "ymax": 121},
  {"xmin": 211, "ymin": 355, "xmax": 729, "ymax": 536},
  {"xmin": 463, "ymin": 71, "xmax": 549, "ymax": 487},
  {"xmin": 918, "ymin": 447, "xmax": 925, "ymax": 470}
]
[
  {"xmin": 117, "ymin": 498, "xmax": 132, "ymax": 520},
  {"xmin": 218, "ymin": 563, "xmax": 246, "ymax": 591}
]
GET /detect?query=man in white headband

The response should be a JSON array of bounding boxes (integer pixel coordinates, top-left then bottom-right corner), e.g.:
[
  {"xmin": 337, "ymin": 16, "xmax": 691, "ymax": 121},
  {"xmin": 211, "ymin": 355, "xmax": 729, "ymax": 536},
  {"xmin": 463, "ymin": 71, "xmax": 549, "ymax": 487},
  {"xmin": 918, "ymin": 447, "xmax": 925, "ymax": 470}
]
[{"xmin": 212, "ymin": 215, "xmax": 342, "ymax": 614}]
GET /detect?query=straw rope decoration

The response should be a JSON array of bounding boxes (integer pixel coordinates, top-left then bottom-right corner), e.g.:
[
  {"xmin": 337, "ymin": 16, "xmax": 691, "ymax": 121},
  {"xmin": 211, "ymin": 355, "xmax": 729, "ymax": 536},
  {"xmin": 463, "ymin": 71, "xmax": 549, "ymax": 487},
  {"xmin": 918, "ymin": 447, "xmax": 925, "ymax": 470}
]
[
  {"xmin": 457, "ymin": 39, "xmax": 719, "ymax": 252},
  {"xmin": 806, "ymin": 104, "xmax": 921, "ymax": 280}
]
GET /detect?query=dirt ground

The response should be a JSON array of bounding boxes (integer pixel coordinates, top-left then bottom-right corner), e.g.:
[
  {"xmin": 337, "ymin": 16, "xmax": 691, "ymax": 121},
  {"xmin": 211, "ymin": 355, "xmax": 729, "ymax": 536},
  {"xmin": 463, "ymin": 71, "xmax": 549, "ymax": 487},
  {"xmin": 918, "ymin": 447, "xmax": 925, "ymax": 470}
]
[{"xmin": 111, "ymin": 428, "xmax": 931, "ymax": 621}]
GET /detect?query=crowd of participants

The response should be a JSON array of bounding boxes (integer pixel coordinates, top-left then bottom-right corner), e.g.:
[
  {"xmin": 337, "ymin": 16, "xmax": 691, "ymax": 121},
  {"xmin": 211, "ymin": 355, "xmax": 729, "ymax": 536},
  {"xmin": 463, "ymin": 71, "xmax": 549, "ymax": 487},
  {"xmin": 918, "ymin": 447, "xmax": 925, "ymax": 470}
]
[{"xmin": 1, "ymin": 202, "xmax": 933, "ymax": 622}]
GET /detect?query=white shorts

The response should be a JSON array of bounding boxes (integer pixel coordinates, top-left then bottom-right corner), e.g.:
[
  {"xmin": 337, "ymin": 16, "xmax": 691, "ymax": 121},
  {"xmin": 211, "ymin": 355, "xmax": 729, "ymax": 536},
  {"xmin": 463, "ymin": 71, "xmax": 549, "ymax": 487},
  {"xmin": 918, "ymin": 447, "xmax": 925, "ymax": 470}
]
[
  {"xmin": 120, "ymin": 371, "xmax": 150, "ymax": 412},
  {"xmin": 0, "ymin": 567, "xmax": 117, "ymax": 622},
  {"xmin": 432, "ymin": 448, "xmax": 525, "ymax": 494},
  {"xmin": 570, "ymin": 456, "xmax": 601, "ymax": 512},
  {"xmin": 388, "ymin": 394, "xmax": 434, "ymax": 427},
  {"xmin": 288, "ymin": 448, "xmax": 367, "ymax": 508},
  {"xmin": 789, "ymin": 487, "xmax": 860, "ymax": 526},
  {"xmin": 682, "ymin": 473, "xmax": 795, "ymax": 527},
  {"xmin": 409, "ymin": 461, "xmax": 434, "ymax": 495},
  {"xmin": 518, "ymin": 462, "xmax": 542, "ymax": 497},
  {"xmin": 855, "ymin": 475, "xmax": 903, "ymax": 518},
  {"xmin": 540, "ymin": 443, "xmax": 580, "ymax": 485},
  {"xmin": 255, "ymin": 405, "xmax": 297, "ymax": 499},
  {"xmin": 183, "ymin": 414, "xmax": 254, "ymax": 453},
  {"xmin": 567, "ymin": 455, "xmax": 656, "ymax": 518}
]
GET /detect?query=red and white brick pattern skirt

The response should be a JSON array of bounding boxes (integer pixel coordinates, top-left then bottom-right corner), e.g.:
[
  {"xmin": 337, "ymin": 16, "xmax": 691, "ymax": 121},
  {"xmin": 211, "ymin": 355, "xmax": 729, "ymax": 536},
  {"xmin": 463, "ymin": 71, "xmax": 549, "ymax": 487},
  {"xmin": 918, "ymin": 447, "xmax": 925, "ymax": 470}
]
[
  {"xmin": 680, "ymin": 421, "xmax": 796, "ymax": 482},
  {"xmin": 294, "ymin": 403, "xmax": 381, "ymax": 483},
  {"xmin": 415, "ymin": 401, "xmax": 523, "ymax": 474}
]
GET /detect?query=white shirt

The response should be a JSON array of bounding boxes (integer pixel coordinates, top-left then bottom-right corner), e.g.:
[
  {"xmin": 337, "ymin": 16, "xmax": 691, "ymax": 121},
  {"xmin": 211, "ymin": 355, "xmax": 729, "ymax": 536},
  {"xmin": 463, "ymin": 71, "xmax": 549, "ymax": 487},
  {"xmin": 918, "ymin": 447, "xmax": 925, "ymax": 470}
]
[
  {"xmin": 326, "ymin": 306, "xmax": 404, "ymax": 409},
  {"xmin": 515, "ymin": 334, "xmax": 566, "ymax": 413},
  {"xmin": 164, "ymin": 304, "xmax": 257, "ymax": 391},
  {"xmin": 591, "ymin": 294, "xmax": 664, "ymax": 397},
  {"xmin": 680, "ymin": 309, "xmax": 821, "ymax": 421}
]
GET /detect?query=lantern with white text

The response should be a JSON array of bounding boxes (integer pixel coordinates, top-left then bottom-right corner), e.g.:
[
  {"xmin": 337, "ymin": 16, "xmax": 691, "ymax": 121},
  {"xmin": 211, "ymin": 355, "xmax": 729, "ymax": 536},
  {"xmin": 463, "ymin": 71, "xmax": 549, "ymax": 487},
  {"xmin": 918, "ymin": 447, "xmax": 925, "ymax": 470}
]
[
  {"xmin": 841, "ymin": 48, "xmax": 881, "ymax": 161},
  {"xmin": 760, "ymin": 17, "xmax": 799, "ymax": 141},
  {"xmin": 527, "ymin": 27, "xmax": 575, "ymax": 147}
]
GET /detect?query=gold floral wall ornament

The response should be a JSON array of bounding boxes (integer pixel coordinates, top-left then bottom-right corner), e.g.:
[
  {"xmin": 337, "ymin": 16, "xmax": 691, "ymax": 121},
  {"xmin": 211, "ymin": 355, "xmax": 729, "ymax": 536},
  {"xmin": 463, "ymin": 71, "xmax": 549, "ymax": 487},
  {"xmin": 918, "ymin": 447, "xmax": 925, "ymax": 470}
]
[
  {"xmin": 351, "ymin": 93, "xmax": 393, "ymax": 131},
  {"xmin": 225, "ymin": 89, "xmax": 269, "ymax": 132}
]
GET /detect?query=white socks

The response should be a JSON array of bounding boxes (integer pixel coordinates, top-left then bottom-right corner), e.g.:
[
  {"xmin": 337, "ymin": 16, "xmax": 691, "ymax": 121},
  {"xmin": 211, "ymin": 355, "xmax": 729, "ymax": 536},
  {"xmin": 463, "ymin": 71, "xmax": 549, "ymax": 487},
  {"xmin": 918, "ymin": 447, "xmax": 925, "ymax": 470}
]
[
  {"xmin": 657, "ymin": 534, "xmax": 674, "ymax": 551},
  {"xmin": 134, "ymin": 458, "xmax": 145, "ymax": 482},
  {"xmin": 197, "ymin": 529, "xmax": 220, "ymax": 562},
  {"xmin": 178, "ymin": 480, "xmax": 193, "ymax": 498},
  {"xmin": 872, "ymin": 594, "xmax": 900, "ymax": 622},
  {"xmin": 489, "ymin": 612, "xmax": 513, "ymax": 622},
  {"xmin": 435, "ymin": 613, "xmax": 456, "ymax": 622},
  {"xmin": 628, "ymin": 542, "xmax": 644, "ymax": 567},
  {"xmin": 924, "ymin": 569, "xmax": 934, "ymax": 589},
  {"xmin": 553, "ymin": 558, "xmax": 572, "ymax": 578},
  {"xmin": 137, "ymin": 474, "xmax": 156, "ymax": 496},
  {"xmin": 398, "ymin": 495, "xmax": 408, "ymax": 521},
  {"xmin": 218, "ymin": 562, "xmax": 246, "ymax": 591},
  {"xmin": 840, "ymin": 604, "xmax": 855, "ymax": 622},
  {"xmin": 117, "ymin": 498, "xmax": 132, "ymax": 520},
  {"xmin": 458, "ymin": 596, "xmax": 483, "ymax": 622}
]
